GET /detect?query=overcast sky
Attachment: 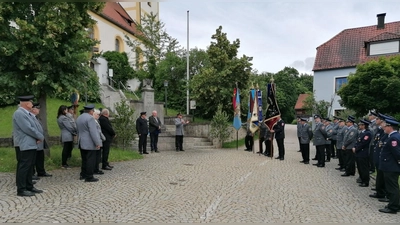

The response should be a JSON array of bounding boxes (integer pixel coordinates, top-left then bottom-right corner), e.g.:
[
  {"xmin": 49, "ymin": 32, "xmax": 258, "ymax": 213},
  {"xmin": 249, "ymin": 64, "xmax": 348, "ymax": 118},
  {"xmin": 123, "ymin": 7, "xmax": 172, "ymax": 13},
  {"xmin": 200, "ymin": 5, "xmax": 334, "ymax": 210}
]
[{"xmin": 159, "ymin": 0, "xmax": 400, "ymax": 74}]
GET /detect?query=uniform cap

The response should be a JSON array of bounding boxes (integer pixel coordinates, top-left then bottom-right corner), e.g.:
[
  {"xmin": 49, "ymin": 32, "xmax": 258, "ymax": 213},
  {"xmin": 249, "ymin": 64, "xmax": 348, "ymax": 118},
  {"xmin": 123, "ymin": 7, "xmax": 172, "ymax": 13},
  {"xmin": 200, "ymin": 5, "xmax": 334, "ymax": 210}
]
[
  {"xmin": 140, "ymin": 112, "xmax": 146, "ymax": 115},
  {"xmin": 358, "ymin": 119, "xmax": 370, "ymax": 126},
  {"xmin": 347, "ymin": 116, "xmax": 355, "ymax": 123},
  {"xmin": 32, "ymin": 102, "xmax": 40, "ymax": 109},
  {"xmin": 384, "ymin": 118, "xmax": 399, "ymax": 127},
  {"xmin": 300, "ymin": 118, "xmax": 308, "ymax": 122},
  {"xmin": 313, "ymin": 115, "xmax": 321, "ymax": 119},
  {"xmin": 369, "ymin": 111, "xmax": 379, "ymax": 117},
  {"xmin": 17, "ymin": 95, "xmax": 34, "ymax": 102},
  {"xmin": 324, "ymin": 118, "xmax": 331, "ymax": 122},
  {"xmin": 83, "ymin": 104, "xmax": 95, "ymax": 110}
]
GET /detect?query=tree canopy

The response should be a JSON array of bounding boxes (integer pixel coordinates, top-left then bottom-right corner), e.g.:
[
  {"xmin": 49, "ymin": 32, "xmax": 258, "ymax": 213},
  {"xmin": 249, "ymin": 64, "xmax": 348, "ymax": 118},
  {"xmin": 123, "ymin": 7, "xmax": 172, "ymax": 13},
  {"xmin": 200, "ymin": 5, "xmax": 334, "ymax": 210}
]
[
  {"xmin": 102, "ymin": 51, "xmax": 136, "ymax": 86},
  {"xmin": 338, "ymin": 56, "xmax": 400, "ymax": 116}
]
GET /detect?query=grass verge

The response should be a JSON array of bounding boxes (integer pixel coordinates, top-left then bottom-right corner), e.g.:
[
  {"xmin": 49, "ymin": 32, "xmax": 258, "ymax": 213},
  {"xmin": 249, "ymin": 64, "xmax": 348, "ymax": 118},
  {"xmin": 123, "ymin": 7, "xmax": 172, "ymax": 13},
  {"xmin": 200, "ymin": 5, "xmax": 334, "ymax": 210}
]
[{"xmin": 0, "ymin": 145, "xmax": 142, "ymax": 173}]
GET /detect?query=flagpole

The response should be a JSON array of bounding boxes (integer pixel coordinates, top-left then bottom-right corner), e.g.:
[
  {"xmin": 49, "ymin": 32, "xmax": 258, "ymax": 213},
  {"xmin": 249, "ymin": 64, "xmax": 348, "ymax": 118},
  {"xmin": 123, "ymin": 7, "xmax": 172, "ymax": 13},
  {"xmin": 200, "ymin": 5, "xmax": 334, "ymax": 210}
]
[{"xmin": 186, "ymin": 10, "xmax": 190, "ymax": 115}]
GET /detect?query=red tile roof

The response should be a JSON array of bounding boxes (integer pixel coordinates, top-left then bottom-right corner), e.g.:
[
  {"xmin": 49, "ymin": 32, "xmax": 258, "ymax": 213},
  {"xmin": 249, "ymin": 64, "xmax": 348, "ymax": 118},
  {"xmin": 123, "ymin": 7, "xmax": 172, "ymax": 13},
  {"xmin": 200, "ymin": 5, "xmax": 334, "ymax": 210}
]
[
  {"xmin": 94, "ymin": 2, "xmax": 139, "ymax": 36},
  {"xmin": 294, "ymin": 94, "xmax": 310, "ymax": 110},
  {"xmin": 313, "ymin": 21, "xmax": 400, "ymax": 71}
]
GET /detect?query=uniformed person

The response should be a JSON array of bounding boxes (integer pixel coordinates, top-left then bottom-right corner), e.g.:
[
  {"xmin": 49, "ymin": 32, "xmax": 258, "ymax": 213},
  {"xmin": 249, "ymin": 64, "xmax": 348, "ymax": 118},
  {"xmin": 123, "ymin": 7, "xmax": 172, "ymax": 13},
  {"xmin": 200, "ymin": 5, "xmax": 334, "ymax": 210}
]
[
  {"xmin": 258, "ymin": 122, "xmax": 268, "ymax": 154},
  {"xmin": 331, "ymin": 117, "xmax": 340, "ymax": 158},
  {"xmin": 335, "ymin": 118, "xmax": 346, "ymax": 171},
  {"xmin": 296, "ymin": 116, "xmax": 302, "ymax": 152},
  {"xmin": 312, "ymin": 115, "xmax": 327, "ymax": 167},
  {"xmin": 353, "ymin": 119, "xmax": 372, "ymax": 187},
  {"xmin": 13, "ymin": 95, "xmax": 44, "ymax": 196},
  {"xmin": 324, "ymin": 118, "xmax": 333, "ymax": 162},
  {"xmin": 136, "ymin": 112, "xmax": 149, "ymax": 154},
  {"xmin": 299, "ymin": 118, "xmax": 313, "ymax": 164},
  {"xmin": 341, "ymin": 116, "xmax": 358, "ymax": 176},
  {"xmin": 369, "ymin": 113, "xmax": 389, "ymax": 199},
  {"xmin": 368, "ymin": 111, "xmax": 379, "ymax": 174},
  {"xmin": 271, "ymin": 115, "xmax": 285, "ymax": 160},
  {"xmin": 378, "ymin": 118, "xmax": 400, "ymax": 214}
]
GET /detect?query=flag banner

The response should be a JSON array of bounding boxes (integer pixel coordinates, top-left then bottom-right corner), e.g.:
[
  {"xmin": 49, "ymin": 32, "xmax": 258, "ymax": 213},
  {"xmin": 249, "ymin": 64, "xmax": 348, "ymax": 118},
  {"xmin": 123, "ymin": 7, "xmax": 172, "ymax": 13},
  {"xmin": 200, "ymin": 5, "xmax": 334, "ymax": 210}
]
[
  {"xmin": 264, "ymin": 83, "xmax": 280, "ymax": 131},
  {"xmin": 257, "ymin": 88, "xmax": 263, "ymax": 122},
  {"xmin": 248, "ymin": 88, "xmax": 255, "ymax": 121},
  {"xmin": 233, "ymin": 88, "xmax": 241, "ymax": 131},
  {"xmin": 250, "ymin": 90, "xmax": 259, "ymax": 134}
]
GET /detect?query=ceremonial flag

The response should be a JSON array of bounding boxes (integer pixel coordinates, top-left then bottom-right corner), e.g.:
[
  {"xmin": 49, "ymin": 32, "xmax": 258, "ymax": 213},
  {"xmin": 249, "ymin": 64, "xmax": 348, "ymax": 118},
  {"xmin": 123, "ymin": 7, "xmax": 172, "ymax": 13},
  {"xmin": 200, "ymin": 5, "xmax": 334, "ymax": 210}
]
[
  {"xmin": 257, "ymin": 87, "xmax": 263, "ymax": 122},
  {"xmin": 264, "ymin": 82, "xmax": 281, "ymax": 131},
  {"xmin": 249, "ymin": 88, "xmax": 259, "ymax": 134},
  {"xmin": 233, "ymin": 88, "xmax": 241, "ymax": 130}
]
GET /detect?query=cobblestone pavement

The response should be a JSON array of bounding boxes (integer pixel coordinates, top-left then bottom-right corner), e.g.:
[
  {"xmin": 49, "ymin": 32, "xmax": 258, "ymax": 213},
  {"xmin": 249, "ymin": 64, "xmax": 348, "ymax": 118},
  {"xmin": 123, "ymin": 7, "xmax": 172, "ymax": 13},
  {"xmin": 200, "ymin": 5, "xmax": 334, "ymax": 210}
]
[{"xmin": 0, "ymin": 125, "xmax": 399, "ymax": 223}]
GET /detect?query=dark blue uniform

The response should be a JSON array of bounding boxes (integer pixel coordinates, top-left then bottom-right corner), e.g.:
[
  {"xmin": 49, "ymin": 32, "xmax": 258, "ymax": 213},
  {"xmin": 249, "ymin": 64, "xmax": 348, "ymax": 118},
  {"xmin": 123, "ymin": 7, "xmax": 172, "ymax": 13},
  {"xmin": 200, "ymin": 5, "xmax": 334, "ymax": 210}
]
[
  {"xmin": 372, "ymin": 128, "xmax": 387, "ymax": 197},
  {"xmin": 273, "ymin": 119, "xmax": 285, "ymax": 160},
  {"xmin": 379, "ymin": 131, "xmax": 400, "ymax": 212},
  {"xmin": 354, "ymin": 129, "xmax": 372, "ymax": 186}
]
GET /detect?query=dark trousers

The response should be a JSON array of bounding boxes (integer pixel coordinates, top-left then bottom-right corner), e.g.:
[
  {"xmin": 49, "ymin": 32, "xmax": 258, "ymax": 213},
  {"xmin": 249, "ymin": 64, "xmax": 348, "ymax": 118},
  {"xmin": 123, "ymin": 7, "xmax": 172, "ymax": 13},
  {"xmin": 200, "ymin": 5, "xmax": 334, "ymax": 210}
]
[
  {"xmin": 325, "ymin": 144, "xmax": 331, "ymax": 161},
  {"xmin": 245, "ymin": 135, "xmax": 253, "ymax": 150},
  {"xmin": 298, "ymin": 137, "xmax": 301, "ymax": 151},
  {"xmin": 175, "ymin": 135, "xmax": 183, "ymax": 150},
  {"xmin": 138, "ymin": 134, "xmax": 148, "ymax": 153},
  {"xmin": 375, "ymin": 167, "xmax": 386, "ymax": 197},
  {"xmin": 258, "ymin": 137, "xmax": 265, "ymax": 153},
  {"xmin": 383, "ymin": 171, "xmax": 400, "ymax": 211},
  {"xmin": 16, "ymin": 149, "xmax": 36, "ymax": 193},
  {"xmin": 33, "ymin": 150, "xmax": 46, "ymax": 175},
  {"xmin": 80, "ymin": 149, "xmax": 97, "ymax": 179},
  {"xmin": 369, "ymin": 146, "xmax": 375, "ymax": 173},
  {"xmin": 102, "ymin": 141, "xmax": 111, "ymax": 167},
  {"xmin": 94, "ymin": 149, "xmax": 102, "ymax": 172},
  {"xmin": 337, "ymin": 147, "xmax": 344, "ymax": 168},
  {"xmin": 62, "ymin": 141, "xmax": 74, "ymax": 166},
  {"xmin": 356, "ymin": 157, "xmax": 370, "ymax": 184},
  {"xmin": 343, "ymin": 149, "xmax": 355, "ymax": 175},
  {"xmin": 300, "ymin": 143, "xmax": 310, "ymax": 162},
  {"xmin": 264, "ymin": 139, "xmax": 272, "ymax": 156},
  {"xmin": 150, "ymin": 132, "xmax": 159, "ymax": 151},
  {"xmin": 316, "ymin": 145, "xmax": 325, "ymax": 166},
  {"xmin": 330, "ymin": 140, "xmax": 336, "ymax": 157},
  {"xmin": 276, "ymin": 138, "xmax": 285, "ymax": 159}
]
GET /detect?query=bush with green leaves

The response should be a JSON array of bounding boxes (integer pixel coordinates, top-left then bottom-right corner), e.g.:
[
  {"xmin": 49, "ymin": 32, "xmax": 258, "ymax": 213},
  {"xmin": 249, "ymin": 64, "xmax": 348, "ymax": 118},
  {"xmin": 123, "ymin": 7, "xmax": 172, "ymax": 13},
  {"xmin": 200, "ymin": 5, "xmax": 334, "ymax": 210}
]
[
  {"xmin": 210, "ymin": 104, "xmax": 230, "ymax": 148},
  {"xmin": 113, "ymin": 100, "xmax": 136, "ymax": 150}
]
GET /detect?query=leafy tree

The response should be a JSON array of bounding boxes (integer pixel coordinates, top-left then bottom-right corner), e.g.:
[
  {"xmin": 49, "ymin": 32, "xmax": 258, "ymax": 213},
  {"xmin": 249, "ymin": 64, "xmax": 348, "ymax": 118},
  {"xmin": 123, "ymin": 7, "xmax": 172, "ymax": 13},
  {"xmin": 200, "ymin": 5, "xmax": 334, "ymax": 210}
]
[
  {"xmin": 338, "ymin": 56, "xmax": 400, "ymax": 116},
  {"xmin": 210, "ymin": 104, "xmax": 230, "ymax": 148},
  {"xmin": 113, "ymin": 100, "xmax": 136, "ymax": 150},
  {"xmin": 303, "ymin": 92, "xmax": 331, "ymax": 118},
  {"xmin": 190, "ymin": 26, "xmax": 253, "ymax": 119},
  {"xmin": 0, "ymin": 2, "xmax": 104, "ymax": 143},
  {"xmin": 102, "ymin": 51, "xmax": 136, "ymax": 86},
  {"xmin": 125, "ymin": 12, "xmax": 183, "ymax": 83}
]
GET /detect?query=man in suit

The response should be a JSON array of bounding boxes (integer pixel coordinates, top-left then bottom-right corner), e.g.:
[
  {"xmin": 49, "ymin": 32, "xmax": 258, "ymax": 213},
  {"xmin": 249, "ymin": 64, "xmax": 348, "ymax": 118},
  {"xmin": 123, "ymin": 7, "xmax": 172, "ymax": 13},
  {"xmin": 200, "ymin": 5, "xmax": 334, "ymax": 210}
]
[
  {"xmin": 175, "ymin": 113, "xmax": 189, "ymax": 152},
  {"xmin": 378, "ymin": 118, "xmax": 400, "ymax": 214},
  {"xmin": 271, "ymin": 115, "xmax": 285, "ymax": 160},
  {"xmin": 353, "ymin": 119, "xmax": 372, "ymax": 187},
  {"xmin": 13, "ymin": 95, "xmax": 44, "ymax": 196},
  {"xmin": 98, "ymin": 108, "xmax": 115, "ymax": 170},
  {"xmin": 136, "ymin": 112, "xmax": 149, "ymax": 154},
  {"xmin": 299, "ymin": 118, "xmax": 313, "ymax": 164},
  {"xmin": 31, "ymin": 103, "xmax": 52, "ymax": 177},
  {"xmin": 76, "ymin": 104, "xmax": 102, "ymax": 182},
  {"xmin": 313, "ymin": 115, "xmax": 328, "ymax": 167},
  {"xmin": 341, "ymin": 116, "xmax": 358, "ymax": 176},
  {"xmin": 149, "ymin": 110, "xmax": 162, "ymax": 153}
]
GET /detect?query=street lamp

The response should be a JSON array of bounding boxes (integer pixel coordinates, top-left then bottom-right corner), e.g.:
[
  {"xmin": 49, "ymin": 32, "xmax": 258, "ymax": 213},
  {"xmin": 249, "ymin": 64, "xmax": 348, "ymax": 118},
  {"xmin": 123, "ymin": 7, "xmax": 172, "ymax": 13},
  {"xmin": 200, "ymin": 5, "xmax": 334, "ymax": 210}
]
[{"xmin": 164, "ymin": 80, "xmax": 168, "ymax": 116}]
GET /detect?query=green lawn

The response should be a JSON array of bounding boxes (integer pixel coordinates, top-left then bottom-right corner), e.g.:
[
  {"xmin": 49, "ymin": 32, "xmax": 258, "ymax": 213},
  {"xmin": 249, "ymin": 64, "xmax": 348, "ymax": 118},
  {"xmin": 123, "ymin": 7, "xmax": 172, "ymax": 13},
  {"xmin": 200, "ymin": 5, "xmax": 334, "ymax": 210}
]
[
  {"xmin": 0, "ymin": 98, "xmax": 104, "ymax": 138},
  {"xmin": 0, "ymin": 145, "xmax": 142, "ymax": 173}
]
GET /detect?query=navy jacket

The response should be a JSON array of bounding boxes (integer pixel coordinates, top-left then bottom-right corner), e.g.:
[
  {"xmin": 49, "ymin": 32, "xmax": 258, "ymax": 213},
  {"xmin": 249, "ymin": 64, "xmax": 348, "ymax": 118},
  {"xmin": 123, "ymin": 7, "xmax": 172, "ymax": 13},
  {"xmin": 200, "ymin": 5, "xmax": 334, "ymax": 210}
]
[
  {"xmin": 379, "ymin": 131, "xmax": 400, "ymax": 173},
  {"xmin": 372, "ymin": 127, "xmax": 385, "ymax": 166},
  {"xmin": 354, "ymin": 130, "xmax": 372, "ymax": 158},
  {"xmin": 273, "ymin": 119, "xmax": 285, "ymax": 139}
]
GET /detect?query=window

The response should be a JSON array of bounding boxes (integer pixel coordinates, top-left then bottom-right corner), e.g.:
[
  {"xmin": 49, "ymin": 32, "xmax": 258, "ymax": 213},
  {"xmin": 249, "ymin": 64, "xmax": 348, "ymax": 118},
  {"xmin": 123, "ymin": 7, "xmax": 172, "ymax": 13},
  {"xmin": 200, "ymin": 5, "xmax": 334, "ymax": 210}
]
[
  {"xmin": 370, "ymin": 41, "xmax": 400, "ymax": 55},
  {"xmin": 115, "ymin": 39, "xmax": 120, "ymax": 52},
  {"xmin": 335, "ymin": 77, "xmax": 347, "ymax": 92}
]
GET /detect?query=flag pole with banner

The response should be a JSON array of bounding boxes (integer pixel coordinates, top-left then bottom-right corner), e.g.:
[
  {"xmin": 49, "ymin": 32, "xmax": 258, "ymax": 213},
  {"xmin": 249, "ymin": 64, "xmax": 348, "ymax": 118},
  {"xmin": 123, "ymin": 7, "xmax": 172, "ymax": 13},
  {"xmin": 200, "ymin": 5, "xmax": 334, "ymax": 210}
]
[
  {"xmin": 232, "ymin": 83, "xmax": 241, "ymax": 150},
  {"xmin": 264, "ymin": 78, "xmax": 281, "ymax": 158},
  {"xmin": 256, "ymin": 84, "xmax": 263, "ymax": 155}
]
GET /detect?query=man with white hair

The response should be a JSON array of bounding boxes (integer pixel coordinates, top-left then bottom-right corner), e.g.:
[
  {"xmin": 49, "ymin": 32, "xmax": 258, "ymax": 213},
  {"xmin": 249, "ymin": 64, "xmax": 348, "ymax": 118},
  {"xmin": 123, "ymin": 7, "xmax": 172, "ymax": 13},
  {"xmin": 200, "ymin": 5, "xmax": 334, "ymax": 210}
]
[
  {"xmin": 99, "ymin": 108, "xmax": 115, "ymax": 170},
  {"xmin": 149, "ymin": 110, "xmax": 162, "ymax": 153}
]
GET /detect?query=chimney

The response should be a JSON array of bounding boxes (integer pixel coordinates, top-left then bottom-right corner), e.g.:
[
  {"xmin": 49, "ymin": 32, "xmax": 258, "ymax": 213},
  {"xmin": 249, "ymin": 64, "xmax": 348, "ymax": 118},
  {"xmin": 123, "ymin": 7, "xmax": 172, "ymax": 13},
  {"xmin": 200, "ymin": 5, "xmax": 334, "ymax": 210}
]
[{"xmin": 377, "ymin": 13, "xmax": 386, "ymax": 29}]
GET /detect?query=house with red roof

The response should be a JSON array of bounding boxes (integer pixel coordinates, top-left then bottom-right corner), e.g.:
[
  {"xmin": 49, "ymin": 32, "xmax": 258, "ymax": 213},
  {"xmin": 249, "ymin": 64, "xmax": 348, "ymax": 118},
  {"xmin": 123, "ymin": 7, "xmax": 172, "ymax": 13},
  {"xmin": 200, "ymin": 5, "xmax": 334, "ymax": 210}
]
[
  {"xmin": 294, "ymin": 93, "xmax": 311, "ymax": 118},
  {"xmin": 88, "ymin": 2, "xmax": 159, "ymax": 90},
  {"xmin": 312, "ymin": 13, "xmax": 400, "ymax": 116}
]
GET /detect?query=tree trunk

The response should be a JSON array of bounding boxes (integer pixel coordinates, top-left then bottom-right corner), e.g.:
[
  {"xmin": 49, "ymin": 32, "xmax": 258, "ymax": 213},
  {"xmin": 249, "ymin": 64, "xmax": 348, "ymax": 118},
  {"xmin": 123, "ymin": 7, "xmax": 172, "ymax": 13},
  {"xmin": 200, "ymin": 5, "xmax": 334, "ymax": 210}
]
[{"xmin": 38, "ymin": 92, "xmax": 51, "ymax": 157}]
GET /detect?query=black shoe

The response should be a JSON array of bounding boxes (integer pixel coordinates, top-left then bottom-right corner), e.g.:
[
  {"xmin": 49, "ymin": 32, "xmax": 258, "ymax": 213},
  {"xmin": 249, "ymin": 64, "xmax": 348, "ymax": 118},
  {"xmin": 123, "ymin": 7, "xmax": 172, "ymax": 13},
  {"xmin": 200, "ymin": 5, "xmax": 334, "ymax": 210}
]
[
  {"xmin": 155, "ymin": 150, "xmax": 160, "ymax": 153},
  {"xmin": 280, "ymin": 158, "xmax": 284, "ymax": 160},
  {"xmin": 341, "ymin": 173, "xmax": 351, "ymax": 177},
  {"xmin": 107, "ymin": 165, "xmax": 114, "ymax": 168},
  {"xmin": 264, "ymin": 154, "xmax": 271, "ymax": 157},
  {"xmin": 79, "ymin": 176, "xmax": 86, "ymax": 180},
  {"xmin": 312, "ymin": 158, "xmax": 317, "ymax": 160},
  {"xmin": 28, "ymin": 187, "xmax": 43, "ymax": 193},
  {"xmin": 275, "ymin": 157, "xmax": 281, "ymax": 159},
  {"xmin": 102, "ymin": 166, "xmax": 112, "ymax": 170},
  {"xmin": 297, "ymin": 150, "xmax": 301, "ymax": 152},
  {"xmin": 32, "ymin": 175, "xmax": 40, "ymax": 180},
  {"xmin": 180, "ymin": 149, "xmax": 185, "ymax": 151},
  {"xmin": 340, "ymin": 168, "xmax": 346, "ymax": 172},
  {"xmin": 335, "ymin": 167, "xmax": 343, "ymax": 170},
  {"xmin": 85, "ymin": 178, "xmax": 99, "ymax": 182},
  {"xmin": 369, "ymin": 193, "xmax": 385, "ymax": 198},
  {"xmin": 379, "ymin": 208, "xmax": 397, "ymax": 214},
  {"xmin": 325, "ymin": 160, "xmax": 330, "ymax": 162},
  {"xmin": 300, "ymin": 160, "xmax": 305, "ymax": 163},
  {"xmin": 359, "ymin": 183, "xmax": 369, "ymax": 187},
  {"xmin": 32, "ymin": 180, "xmax": 37, "ymax": 185},
  {"xmin": 17, "ymin": 191, "xmax": 35, "ymax": 197},
  {"xmin": 317, "ymin": 165, "xmax": 325, "ymax": 167},
  {"xmin": 356, "ymin": 178, "xmax": 362, "ymax": 183},
  {"xmin": 378, "ymin": 197, "xmax": 389, "ymax": 202},
  {"xmin": 38, "ymin": 173, "xmax": 52, "ymax": 177},
  {"xmin": 143, "ymin": 152, "xmax": 149, "ymax": 154},
  {"xmin": 313, "ymin": 163, "xmax": 319, "ymax": 166},
  {"xmin": 94, "ymin": 170, "xmax": 104, "ymax": 175},
  {"xmin": 304, "ymin": 161, "xmax": 310, "ymax": 164}
]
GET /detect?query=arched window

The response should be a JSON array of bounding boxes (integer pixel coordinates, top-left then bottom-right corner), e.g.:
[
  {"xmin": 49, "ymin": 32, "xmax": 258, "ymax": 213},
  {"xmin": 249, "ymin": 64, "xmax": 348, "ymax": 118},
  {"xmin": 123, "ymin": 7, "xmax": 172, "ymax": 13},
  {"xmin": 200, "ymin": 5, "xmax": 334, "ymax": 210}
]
[{"xmin": 115, "ymin": 39, "xmax": 120, "ymax": 52}]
